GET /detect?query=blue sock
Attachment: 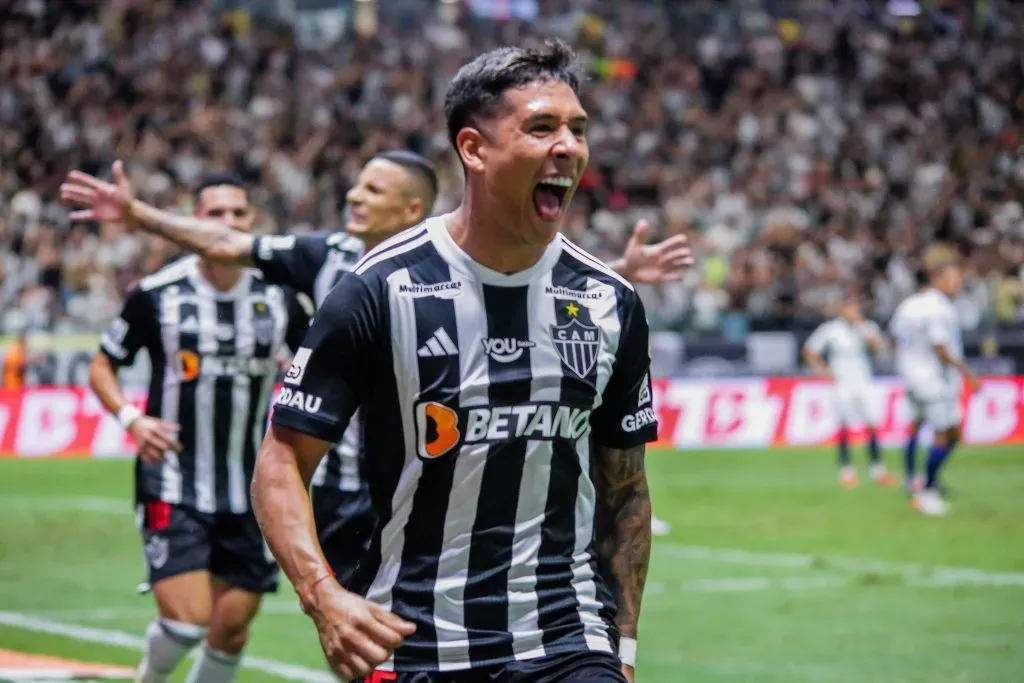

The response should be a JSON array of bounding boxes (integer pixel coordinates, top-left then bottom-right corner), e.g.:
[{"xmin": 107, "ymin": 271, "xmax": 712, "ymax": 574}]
[
  {"xmin": 925, "ymin": 443, "xmax": 950, "ymax": 490},
  {"xmin": 904, "ymin": 430, "xmax": 919, "ymax": 478},
  {"xmin": 838, "ymin": 428, "xmax": 850, "ymax": 467},
  {"xmin": 868, "ymin": 432, "xmax": 880, "ymax": 464}
]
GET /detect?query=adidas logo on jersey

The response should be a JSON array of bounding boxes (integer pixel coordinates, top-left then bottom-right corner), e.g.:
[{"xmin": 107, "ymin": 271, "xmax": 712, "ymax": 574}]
[
  {"xmin": 418, "ymin": 328, "xmax": 458, "ymax": 357},
  {"xmin": 482, "ymin": 337, "xmax": 536, "ymax": 363}
]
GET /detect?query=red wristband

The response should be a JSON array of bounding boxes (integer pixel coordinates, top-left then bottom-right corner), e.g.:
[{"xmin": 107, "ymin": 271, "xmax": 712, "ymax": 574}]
[{"xmin": 297, "ymin": 568, "xmax": 335, "ymax": 608}]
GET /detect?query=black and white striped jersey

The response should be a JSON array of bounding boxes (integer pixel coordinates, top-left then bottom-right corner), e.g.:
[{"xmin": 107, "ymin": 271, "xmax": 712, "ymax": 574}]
[
  {"xmin": 251, "ymin": 231, "xmax": 365, "ymax": 492},
  {"xmin": 101, "ymin": 256, "xmax": 311, "ymax": 514},
  {"xmin": 272, "ymin": 218, "xmax": 658, "ymax": 672}
]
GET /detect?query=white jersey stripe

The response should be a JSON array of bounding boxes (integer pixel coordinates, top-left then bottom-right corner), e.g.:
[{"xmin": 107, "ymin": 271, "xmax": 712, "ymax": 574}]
[
  {"xmin": 158, "ymin": 291, "xmax": 183, "ymax": 505},
  {"xmin": 573, "ymin": 434, "xmax": 615, "ymax": 656},
  {"xmin": 367, "ymin": 267, "xmax": 427, "ymax": 670},
  {"xmin": 430, "ymin": 276, "xmax": 488, "ymax": 671},
  {"xmin": 575, "ymin": 275, "xmax": 621, "ymax": 656},
  {"xmin": 193, "ymin": 295, "xmax": 219, "ymax": 514},
  {"xmin": 506, "ymin": 270, "xmax": 562, "ymax": 660},
  {"xmin": 226, "ymin": 296, "xmax": 255, "ymax": 513}
]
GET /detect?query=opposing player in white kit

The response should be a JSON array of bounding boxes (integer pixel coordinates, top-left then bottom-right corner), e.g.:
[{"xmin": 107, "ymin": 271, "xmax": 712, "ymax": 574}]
[
  {"xmin": 803, "ymin": 294, "xmax": 896, "ymax": 488},
  {"xmin": 890, "ymin": 256, "xmax": 979, "ymax": 516},
  {"xmin": 888, "ymin": 269, "xmax": 929, "ymax": 492}
]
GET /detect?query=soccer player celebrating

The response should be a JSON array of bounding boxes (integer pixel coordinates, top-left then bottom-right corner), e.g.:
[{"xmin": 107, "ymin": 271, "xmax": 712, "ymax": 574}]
[
  {"xmin": 62, "ymin": 158, "xmax": 689, "ymax": 587},
  {"xmin": 803, "ymin": 293, "xmax": 895, "ymax": 488},
  {"xmin": 890, "ymin": 251, "xmax": 980, "ymax": 516},
  {"xmin": 252, "ymin": 40, "xmax": 656, "ymax": 683},
  {"xmin": 86, "ymin": 175, "xmax": 312, "ymax": 683}
]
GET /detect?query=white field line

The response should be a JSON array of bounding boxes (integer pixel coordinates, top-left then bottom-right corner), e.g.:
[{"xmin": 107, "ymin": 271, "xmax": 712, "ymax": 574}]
[
  {"xmin": 0, "ymin": 612, "xmax": 336, "ymax": 683},
  {"xmin": 660, "ymin": 543, "xmax": 1024, "ymax": 586}
]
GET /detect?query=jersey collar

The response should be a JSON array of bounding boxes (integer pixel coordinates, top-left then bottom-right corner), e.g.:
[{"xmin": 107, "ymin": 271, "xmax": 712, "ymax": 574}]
[
  {"xmin": 428, "ymin": 217, "xmax": 563, "ymax": 287},
  {"xmin": 185, "ymin": 256, "xmax": 254, "ymax": 300}
]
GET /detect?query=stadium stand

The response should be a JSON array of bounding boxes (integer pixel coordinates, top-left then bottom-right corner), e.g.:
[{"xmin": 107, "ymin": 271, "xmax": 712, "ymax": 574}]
[{"xmin": 0, "ymin": 0, "xmax": 1022, "ymax": 340}]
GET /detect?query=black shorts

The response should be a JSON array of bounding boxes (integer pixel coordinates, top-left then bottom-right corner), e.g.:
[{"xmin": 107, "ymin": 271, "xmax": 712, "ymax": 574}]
[
  {"xmin": 311, "ymin": 485, "xmax": 376, "ymax": 591},
  {"xmin": 358, "ymin": 651, "xmax": 626, "ymax": 683},
  {"xmin": 138, "ymin": 501, "xmax": 278, "ymax": 594}
]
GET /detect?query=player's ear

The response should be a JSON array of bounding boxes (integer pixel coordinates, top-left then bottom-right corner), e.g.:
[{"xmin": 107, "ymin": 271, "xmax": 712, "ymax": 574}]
[
  {"xmin": 405, "ymin": 196, "xmax": 425, "ymax": 224},
  {"xmin": 456, "ymin": 127, "xmax": 487, "ymax": 174}
]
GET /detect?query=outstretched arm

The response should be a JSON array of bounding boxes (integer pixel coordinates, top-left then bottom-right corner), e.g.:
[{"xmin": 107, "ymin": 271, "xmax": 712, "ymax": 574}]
[
  {"xmin": 128, "ymin": 198, "xmax": 256, "ymax": 266},
  {"xmin": 60, "ymin": 161, "xmax": 255, "ymax": 266},
  {"xmin": 610, "ymin": 219, "xmax": 694, "ymax": 285},
  {"xmin": 594, "ymin": 443, "xmax": 651, "ymax": 683}
]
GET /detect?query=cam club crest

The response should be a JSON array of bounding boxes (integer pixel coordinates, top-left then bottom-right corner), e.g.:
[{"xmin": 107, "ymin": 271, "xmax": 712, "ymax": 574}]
[
  {"xmin": 145, "ymin": 535, "xmax": 169, "ymax": 569},
  {"xmin": 551, "ymin": 316, "xmax": 601, "ymax": 379}
]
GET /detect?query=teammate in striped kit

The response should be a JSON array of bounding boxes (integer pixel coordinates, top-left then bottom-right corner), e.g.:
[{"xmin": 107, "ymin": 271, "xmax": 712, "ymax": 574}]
[
  {"xmin": 253, "ymin": 41, "xmax": 654, "ymax": 682},
  {"xmin": 64, "ymin": 152, "xmax": 440, "ymax": 590},
  {"xmin": 87, "ymin": 176, "xmax": 311, "ymax": 683}
]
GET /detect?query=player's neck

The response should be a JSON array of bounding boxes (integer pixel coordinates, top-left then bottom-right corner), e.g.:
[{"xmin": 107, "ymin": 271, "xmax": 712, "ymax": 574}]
[
  {"xmin": 447, "ymin": 200, "xmax": 552, "ymax": 275},
  {"xmin": 199, "ymin": 259, "xmax": 243, "ymax": 292},
  {"xmin": 360, "ymin": 233, "xmax": 386, "ymax": 252}
]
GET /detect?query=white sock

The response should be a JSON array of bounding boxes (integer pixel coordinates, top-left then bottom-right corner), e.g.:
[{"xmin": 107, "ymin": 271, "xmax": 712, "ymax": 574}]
[
  {"xmin": 137, "ymin": 619, "xmax": 207, "ymax": 683},
  {"xmin": 184, "ymin": 643, "xmax": 242, "ymax": 683}
]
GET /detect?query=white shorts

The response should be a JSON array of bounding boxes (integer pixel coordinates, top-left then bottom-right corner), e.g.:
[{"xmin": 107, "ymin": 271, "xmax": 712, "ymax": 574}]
[
  {"xmin": 904, "ymin": 378, "xmax": 963, "ymax": 431},
  {"xmin": 834, "ymin": 382, "xmax": 880, "ymax": 428}
]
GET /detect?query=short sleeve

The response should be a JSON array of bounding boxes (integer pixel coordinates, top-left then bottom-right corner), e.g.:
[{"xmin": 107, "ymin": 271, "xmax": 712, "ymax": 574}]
[
  {"xmin": 100, "ymin": 287, "xmax": 157, "ymax": 366},
  {"xmin": 591, "ymin": 292, "xmax": 658, "ymax": 448},
  {"xmin": 271, "ymin": 274, "xmax": 382, "ymax": 443},
  {"xmin": 804, "ymin": 323, "xmax": 830, "ymax": 355},
  {"xmin": 251, "ymin": 234, "xmax": 330, "ymax": 297}
]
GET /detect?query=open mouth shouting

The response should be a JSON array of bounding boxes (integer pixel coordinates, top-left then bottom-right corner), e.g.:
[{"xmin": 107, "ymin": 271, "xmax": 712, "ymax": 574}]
[{"xmin": 532, "ymin": 175, "xmax": 574, "ymax": 222}]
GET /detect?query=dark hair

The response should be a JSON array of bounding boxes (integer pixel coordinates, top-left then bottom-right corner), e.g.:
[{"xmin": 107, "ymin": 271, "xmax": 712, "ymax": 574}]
[
  {"xmin": 193, "ymin": 173, "xmax": 247, "ymax": 203},
  {"xmin": 443, "ymin": 39, "xmax": 583, "ymax": 149},
  {"xmin": 373, "ymin": 150, "xmax": 439, "ymax": 204}
]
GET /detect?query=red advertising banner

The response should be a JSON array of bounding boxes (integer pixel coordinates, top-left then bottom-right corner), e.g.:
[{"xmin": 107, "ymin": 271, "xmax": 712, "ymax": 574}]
[
  {"xmin": 1, "ymin": 378, "xmax": 1022, "ymax": 458},
  {"xmin": 651, "ymin": 376, "xmax": 1024, "ymax": 449}
]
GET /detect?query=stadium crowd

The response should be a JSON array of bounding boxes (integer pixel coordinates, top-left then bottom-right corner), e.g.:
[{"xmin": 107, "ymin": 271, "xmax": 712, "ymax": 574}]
[{"xmin": 1, "ymin": 0, "xmax": 1023, "ymax": 338}]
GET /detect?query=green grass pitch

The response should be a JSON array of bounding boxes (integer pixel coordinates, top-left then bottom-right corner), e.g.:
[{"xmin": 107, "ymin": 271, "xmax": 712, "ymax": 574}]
[{"xmin": 1, "ymin": 446, "xmax": 1022, "ymax": 682}]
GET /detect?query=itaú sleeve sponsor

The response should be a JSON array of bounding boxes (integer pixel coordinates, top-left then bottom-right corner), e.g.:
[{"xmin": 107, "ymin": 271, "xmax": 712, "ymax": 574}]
[{"xmin": 2, "ymin": 379, "xmax": 1024, "ymax": 457}]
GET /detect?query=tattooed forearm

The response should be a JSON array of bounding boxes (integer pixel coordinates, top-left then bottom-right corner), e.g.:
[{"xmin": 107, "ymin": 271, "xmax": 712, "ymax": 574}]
[
  {"xmin": 594, "ymin": 444, "xmax": 652, "ymax": 638},
  {"xmin": 128, "ymin": 199, "xmax": 255, "ymax": 266}
]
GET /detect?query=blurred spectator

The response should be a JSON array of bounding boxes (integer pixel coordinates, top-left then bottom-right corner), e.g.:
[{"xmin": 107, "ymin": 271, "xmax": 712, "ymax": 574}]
[{"xmin": 0, "ymin": 0, "xmax": 1022, "ymax": 335}]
